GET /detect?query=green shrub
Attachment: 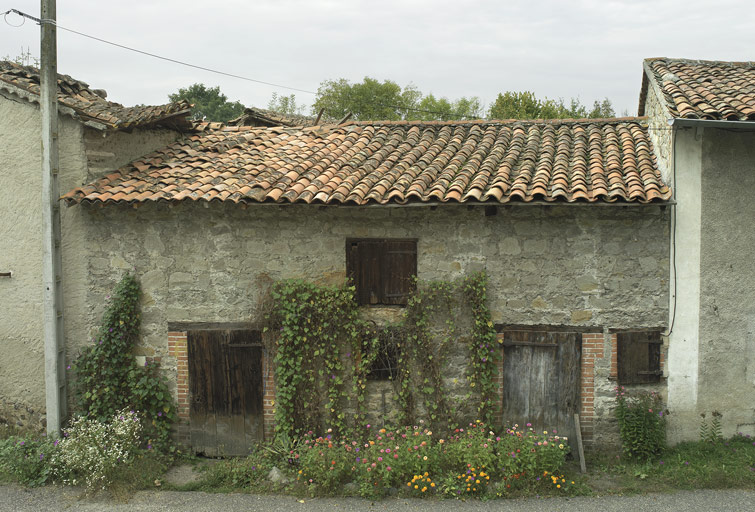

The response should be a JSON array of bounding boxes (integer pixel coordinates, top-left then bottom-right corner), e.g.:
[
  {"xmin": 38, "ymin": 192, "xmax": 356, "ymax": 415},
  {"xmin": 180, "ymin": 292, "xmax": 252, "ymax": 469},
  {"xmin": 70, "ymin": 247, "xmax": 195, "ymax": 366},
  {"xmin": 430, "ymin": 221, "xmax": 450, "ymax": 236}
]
[
  {"xmin": 615, "ymin": 387, "xmax": 666, "ymax": 459},
  {"xmin": 0, "ymin": 435, "xmax": 56, "ymax": 487}
]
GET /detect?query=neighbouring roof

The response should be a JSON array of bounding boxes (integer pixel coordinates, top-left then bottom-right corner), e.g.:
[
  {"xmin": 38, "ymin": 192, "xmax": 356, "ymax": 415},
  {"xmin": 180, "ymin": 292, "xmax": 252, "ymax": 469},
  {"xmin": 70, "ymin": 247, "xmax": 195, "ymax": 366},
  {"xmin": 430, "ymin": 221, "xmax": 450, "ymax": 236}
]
[
  {"xmin": 227, "ymin": 107, "xmax": 318, "ymax": 128},
  {"xmin": 62, "ymin": 118, "xmax": 671, "ymax": 206},
  {"xmin": 639, "ymin": 58, "xmax": 755, "ymax": 121},
  {"xmin": 0, "ymin": 61, "xmax": 192, "ymax": 131}
]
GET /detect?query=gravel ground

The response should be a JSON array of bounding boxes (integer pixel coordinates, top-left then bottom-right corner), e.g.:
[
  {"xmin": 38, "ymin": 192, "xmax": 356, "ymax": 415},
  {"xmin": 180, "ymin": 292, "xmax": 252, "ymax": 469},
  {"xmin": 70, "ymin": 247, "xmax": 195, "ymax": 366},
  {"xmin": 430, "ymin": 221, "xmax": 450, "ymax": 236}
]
[{"xmin": 0, "ymin": 485, "xmax": 753, "ymax": 512}]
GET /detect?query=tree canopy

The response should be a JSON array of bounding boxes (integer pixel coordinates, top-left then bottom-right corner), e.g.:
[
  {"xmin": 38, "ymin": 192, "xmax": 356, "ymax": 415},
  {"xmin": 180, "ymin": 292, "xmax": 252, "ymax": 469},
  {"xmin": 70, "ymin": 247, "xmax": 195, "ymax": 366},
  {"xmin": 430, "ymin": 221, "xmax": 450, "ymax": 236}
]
[
  {"xmin": 487, "ymin": 91, "xmax": 615, "ymax": 120},
  {"xmin": 312, "ymin": 77, "xmax": 484, "ymax": 121},
  {"xmin": 168, "ymin": 83, "xmax": 245, "ymax": 122}
]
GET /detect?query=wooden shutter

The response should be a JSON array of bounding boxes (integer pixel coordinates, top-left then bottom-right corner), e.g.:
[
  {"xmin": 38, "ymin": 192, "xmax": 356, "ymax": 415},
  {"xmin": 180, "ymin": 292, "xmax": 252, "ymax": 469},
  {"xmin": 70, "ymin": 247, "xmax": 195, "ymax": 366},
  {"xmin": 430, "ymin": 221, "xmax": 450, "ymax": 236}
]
[
  {"xmin": 347, "ymin": 239, "xmax": 416, "ymax": 306},
  {"xmin": 382, "ymin": 240, "xmax": 417, "ymax": 305},
  {"xmin": 617, "ymin": 331, "xmax": 662, "ymax": 385},
  {"xmin": 347, "ymin": 240, "xmax": 382, "ymax": 305}
]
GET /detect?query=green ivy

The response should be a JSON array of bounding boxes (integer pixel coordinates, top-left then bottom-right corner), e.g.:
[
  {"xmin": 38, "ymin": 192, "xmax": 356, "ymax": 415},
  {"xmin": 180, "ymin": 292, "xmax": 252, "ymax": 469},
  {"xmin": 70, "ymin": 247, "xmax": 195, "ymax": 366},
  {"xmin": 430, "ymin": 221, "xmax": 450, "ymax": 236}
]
[
  {"xmin": 71, "ymin": 273, "xmax": 176, "ymax": 451},
  {"xmin": 463, "ymin": 271, "xmax": 500, "ymax": 426},
  {"xmin": 403, "ymin": 280, "xmax": 456, "ymax": 429},
  {"xmin": 266, "ymin": 280, "xmax": 368, "ymax": 439},
  {"xmin": 266, "ymin": 272, "xmax": 500, "ymax": 439}
]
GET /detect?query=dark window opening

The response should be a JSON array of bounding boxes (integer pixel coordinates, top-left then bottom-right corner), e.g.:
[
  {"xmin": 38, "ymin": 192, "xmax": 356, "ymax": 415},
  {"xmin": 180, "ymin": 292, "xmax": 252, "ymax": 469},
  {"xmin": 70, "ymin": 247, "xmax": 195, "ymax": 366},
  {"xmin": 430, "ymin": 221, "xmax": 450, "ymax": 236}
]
[
  {"xmin": 346, "ymin": 239, "xmax": 417, "ymax": 306},
  {"xmin": 617, "ymin": 331, "xmax": 662, "ymax": 385},
  {"xmin": 367, "ymin": 328, "xmax": 402, "ymax": 381}
]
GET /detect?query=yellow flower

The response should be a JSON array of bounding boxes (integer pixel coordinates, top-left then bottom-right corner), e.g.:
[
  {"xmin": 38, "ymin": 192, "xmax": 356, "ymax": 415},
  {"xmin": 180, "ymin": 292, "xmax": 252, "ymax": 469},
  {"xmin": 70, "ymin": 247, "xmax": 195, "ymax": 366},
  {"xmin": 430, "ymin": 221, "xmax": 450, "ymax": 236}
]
[
  {"xmin": 414, "ymin": 485, "xmax": 418, "ymax": 489},
  {"xmin": 407, "ymin": 482, "xmax": 411, "ymax": 487},
  {"xmin": 431, "ymin": 483, "xmax": 435, "ymax": 487},
  {"xmin": 559, "ymin": 444, "xmax": 564, "ymax": 449},
  {"xmin": 421, "ymin": 487, "xmax": 427, "ymax": 492},
  {"xmin": 557, "ymin": 484, "xmax": 561, "ymax": 488}
]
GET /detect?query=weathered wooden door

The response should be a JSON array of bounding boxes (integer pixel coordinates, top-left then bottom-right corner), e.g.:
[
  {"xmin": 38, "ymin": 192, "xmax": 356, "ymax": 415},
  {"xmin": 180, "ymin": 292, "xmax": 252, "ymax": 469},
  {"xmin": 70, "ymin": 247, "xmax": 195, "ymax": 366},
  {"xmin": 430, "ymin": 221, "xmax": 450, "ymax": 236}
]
[
  {"xmin": 501, "ymin": 330, "xmax": 581, "ymax": 445},
  {"xmin": 188, "ymin": 330, "xmax": 263, "ymax": 456}
]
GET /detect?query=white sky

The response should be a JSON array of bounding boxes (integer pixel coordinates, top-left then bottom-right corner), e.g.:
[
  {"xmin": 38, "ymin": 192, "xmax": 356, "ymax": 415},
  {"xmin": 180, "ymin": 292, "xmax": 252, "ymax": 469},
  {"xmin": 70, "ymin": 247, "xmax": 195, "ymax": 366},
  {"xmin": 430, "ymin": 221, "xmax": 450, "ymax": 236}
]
[{"xmin": 1, "ymin": 0, "xmax": 753, "ymax": 117}]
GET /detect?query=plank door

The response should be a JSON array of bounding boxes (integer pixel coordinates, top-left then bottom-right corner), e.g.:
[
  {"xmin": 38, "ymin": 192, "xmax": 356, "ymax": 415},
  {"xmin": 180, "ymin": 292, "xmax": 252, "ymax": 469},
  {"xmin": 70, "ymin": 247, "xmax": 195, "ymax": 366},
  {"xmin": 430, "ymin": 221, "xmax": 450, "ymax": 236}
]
[
  {"xmin": 188, "ymin": 329, "xmax": 263, "ymax": 456},
  {"xmin": 501, "ymin": 330, "xmax": 581, "ymax": 445}
]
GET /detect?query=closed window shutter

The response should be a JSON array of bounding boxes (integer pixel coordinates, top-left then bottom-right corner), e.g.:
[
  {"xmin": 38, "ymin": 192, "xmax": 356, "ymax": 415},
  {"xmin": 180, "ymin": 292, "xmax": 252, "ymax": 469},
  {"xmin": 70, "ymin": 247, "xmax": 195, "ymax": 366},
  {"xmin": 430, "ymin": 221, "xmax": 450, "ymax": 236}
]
[
  {"xmin": 617, "ymin": 331, "xmax": 662, "ymax": 384},
  {"xmin": 347, "ymin": 240, "xmax": 383, "ymax": 305},
  {"xmin": 382, "ymin": 240, "xmax": 417, "ymax": 305}
]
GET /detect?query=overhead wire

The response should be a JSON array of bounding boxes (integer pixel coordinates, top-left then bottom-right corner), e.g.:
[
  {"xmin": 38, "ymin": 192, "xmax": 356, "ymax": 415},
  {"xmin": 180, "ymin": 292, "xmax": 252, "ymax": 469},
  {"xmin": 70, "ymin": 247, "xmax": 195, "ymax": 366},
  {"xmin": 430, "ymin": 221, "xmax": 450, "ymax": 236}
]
[{"xmin": 1, "ymin": 8, "xmax": 478, "ymax": 120}]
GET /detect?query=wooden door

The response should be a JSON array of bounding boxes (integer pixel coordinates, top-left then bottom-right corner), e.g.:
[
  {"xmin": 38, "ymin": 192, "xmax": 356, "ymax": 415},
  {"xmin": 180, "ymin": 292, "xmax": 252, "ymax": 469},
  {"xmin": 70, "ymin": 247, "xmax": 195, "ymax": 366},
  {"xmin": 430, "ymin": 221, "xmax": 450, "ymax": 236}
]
[
  {"xmin": 188, "ymin": 329, "xmax": 263, "ymax": 456},
  {"xmin": 501, "ymin": 330, "xmax": 581, "ymax": 445}
]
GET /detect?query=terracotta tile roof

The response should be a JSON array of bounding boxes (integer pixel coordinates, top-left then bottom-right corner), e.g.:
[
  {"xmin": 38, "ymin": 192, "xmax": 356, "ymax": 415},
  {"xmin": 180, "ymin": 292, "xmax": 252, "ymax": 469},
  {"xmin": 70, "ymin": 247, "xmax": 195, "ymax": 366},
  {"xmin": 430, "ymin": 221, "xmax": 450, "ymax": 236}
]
[
  {"xmin": 639, "ymin": 58, "xmax": 755, "ymax": 121},
  {"xmin": 0, "ymin": 61, "xmax": 192, "ymax": 130},
  {"xmin": 62, "ymin": 118, "xmax": 671, "ymax": 206}
]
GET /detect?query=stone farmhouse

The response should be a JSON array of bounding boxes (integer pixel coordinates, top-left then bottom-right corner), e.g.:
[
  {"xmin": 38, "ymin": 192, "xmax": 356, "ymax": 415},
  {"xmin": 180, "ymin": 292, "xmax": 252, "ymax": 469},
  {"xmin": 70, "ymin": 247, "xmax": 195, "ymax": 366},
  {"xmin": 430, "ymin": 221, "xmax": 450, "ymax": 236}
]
[{"xmin": 0, "ymin": 57, "xmax": 752, "ymax": 455}]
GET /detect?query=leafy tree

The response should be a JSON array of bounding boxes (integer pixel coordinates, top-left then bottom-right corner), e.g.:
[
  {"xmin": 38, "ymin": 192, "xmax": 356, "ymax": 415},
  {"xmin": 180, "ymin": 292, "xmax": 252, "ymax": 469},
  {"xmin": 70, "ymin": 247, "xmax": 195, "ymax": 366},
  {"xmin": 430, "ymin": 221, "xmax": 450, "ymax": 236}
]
[
  {"xmin": 267, "ymin": 92, "xmax": 304, "ymax": 116},
  {"xmin": 168, "ymin": 83, "xmax": 244, "ymax": 122},
  {"xmin": 312, "ymin": 77, "xmax": 483, "ymax": 121},
  {"xmin": 488, "ymin": 91, "xmax": 615, "ymax": 120}
]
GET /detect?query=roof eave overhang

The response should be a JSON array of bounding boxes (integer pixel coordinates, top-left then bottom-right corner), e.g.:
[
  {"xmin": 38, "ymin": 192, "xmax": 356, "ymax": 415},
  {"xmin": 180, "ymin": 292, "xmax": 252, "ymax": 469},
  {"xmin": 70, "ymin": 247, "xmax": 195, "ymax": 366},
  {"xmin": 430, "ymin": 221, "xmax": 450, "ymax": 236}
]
[
  {"xmin": 669, "ymin": 118, "xmax": 755, "ymax": 131},
  {"xmin": 66, "ymin": 198, "xmax": 675, "ymax": 208}
]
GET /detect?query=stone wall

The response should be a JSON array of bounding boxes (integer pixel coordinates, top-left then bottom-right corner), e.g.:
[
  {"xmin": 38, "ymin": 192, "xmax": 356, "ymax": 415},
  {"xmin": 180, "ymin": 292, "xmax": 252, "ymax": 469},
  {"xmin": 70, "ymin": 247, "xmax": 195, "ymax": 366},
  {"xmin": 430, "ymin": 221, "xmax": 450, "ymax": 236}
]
[
  {"xmin": 83, "ymin": 126, "xmax": 181, "ymax": 182},
  {"xmin": 76, "ymin": 202, "xmax": 670, "ymax": 441}
]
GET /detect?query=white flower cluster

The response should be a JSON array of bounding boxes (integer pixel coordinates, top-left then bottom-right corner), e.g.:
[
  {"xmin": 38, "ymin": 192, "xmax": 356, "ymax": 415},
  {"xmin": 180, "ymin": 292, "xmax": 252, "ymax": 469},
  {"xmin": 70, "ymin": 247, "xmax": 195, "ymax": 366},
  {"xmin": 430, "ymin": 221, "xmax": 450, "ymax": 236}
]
[{"xmin": 50, "ymin": 409, "xmax": 142, "ymax": 491}]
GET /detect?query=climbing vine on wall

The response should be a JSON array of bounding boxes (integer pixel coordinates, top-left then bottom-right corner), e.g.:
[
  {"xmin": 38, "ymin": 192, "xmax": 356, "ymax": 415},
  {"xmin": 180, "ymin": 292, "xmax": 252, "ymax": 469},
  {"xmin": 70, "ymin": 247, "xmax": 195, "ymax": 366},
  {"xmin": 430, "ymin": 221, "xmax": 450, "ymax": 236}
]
[
  {"xmin": 463, "ymin": 271, "xmax": 500, "ymax": 426},
  {"xmin": 402, "ymin": 280, "xmax": 457, "ymax": 429},
  {"xmin": 266, "ymin": 280, "xmax": 371, "ymax": 438},
  {"xmin": 266, "ymin": 271, "xmax": 500, "ymax": 438},
  {"xmin": 72, "ymin": 273, "xmax": 176, "ymax": 451}
]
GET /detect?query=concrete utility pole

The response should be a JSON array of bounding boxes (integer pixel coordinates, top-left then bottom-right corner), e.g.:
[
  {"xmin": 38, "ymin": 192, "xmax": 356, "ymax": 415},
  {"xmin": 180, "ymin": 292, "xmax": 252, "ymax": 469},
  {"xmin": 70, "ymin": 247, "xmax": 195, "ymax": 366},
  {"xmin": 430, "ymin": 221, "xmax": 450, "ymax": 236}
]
[{"xmin": 40, "ymin": 0, "xmax": 66, "ymax": 436}]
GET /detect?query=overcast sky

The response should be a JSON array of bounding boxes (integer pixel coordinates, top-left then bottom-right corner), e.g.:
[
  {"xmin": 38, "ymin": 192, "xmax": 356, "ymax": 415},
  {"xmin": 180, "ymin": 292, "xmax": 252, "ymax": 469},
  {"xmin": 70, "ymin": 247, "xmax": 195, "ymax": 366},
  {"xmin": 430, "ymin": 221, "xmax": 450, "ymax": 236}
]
[{"xmin": 1, "ymin": 0, "xmax": 753, "ymax": 117}]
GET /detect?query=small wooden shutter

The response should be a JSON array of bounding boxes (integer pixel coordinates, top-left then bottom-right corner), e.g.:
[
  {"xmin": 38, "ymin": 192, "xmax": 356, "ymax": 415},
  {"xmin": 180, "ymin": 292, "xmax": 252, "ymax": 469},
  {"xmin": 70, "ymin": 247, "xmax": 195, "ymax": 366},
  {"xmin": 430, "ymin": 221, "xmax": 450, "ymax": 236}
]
[
  {"xmin": 347, "ymin": 239, "xmax": 417, "ymax": 305},
  {"xmin": 382, "ymin": 240, "xmax": 417, "ymax": 305},
  {"xmin": 348, "ymin": 240, "xmax": 383, "ymax": 305},
  {"xmin": 617, "ymin": 331, "xmax": 662, "ymax": 385}
]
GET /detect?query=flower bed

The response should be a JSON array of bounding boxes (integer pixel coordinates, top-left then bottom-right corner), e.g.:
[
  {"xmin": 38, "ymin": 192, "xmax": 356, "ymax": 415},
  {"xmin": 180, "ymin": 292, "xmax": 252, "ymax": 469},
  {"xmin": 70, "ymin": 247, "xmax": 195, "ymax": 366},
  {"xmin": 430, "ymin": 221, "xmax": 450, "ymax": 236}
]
[{"xmin": 290, "ymin": 421, "xmax": 570, "ymax": 498}]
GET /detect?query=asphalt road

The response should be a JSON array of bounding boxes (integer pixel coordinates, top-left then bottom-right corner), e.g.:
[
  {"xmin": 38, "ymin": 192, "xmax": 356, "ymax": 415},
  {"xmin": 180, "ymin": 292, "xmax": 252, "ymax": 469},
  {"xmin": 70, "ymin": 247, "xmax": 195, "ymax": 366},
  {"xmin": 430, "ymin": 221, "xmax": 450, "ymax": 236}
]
[{"xmin": 0, "ymin": 485, "xmax": 753, "ymax": 512}]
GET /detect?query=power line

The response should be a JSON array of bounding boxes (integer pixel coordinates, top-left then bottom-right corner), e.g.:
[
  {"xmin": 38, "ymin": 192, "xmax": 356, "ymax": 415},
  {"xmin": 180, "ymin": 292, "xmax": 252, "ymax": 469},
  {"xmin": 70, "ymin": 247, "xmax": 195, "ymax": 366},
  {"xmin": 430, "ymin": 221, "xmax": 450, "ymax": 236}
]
[
  {"xmin": 4, "ymin": 9, "xmax": 316, "ymax": 95},
  {"xmin": 2, "ymin": 8, "xmax": 478, "ymax": 120}
]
